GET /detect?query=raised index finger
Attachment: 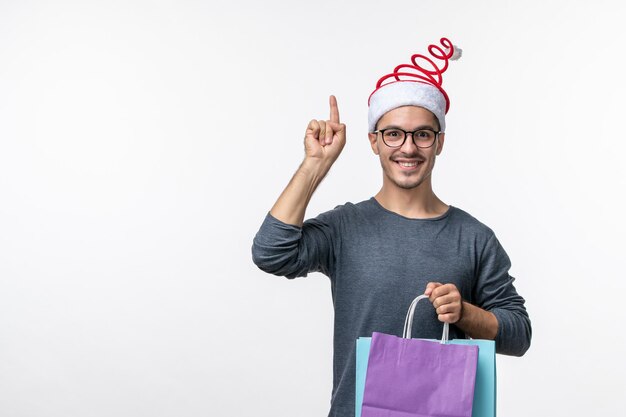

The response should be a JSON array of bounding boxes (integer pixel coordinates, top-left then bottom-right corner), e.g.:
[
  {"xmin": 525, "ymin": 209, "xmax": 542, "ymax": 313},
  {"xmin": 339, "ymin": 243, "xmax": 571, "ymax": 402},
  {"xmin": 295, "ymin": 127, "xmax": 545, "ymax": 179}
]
[{"xmin": 329, "ymin": 95, "xmax": 340, "ymax": 123}]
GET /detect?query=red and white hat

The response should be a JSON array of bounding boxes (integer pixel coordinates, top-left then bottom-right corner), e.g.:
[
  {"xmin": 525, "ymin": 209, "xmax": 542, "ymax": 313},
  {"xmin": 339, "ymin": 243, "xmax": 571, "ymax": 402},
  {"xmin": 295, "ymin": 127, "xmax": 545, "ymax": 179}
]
[{"xmin": 367, "ymin": 37, "xmax": 461, "ymax": 133}]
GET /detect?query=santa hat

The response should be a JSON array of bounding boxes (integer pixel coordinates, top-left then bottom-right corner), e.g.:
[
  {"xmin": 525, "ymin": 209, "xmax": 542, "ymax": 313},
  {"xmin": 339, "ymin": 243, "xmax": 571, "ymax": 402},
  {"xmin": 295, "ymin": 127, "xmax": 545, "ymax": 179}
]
[{"xmin": 367, "ymin": 37, "xmax": 461, "ymax": 133}]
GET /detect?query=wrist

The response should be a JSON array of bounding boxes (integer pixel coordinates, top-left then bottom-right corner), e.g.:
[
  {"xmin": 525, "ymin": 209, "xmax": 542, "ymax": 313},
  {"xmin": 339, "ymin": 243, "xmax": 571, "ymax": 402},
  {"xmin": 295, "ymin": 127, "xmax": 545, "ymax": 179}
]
[
  {"xmin": 457, "ymin": 301, "xmax": 472, "ymax": 327},
  {"xmin": 299, "ymin": 157, "xmax": 332, "ymax": 182},
  {"xmin": 456, "ymin": 301, "xmax": 498, "ymax": 340}
]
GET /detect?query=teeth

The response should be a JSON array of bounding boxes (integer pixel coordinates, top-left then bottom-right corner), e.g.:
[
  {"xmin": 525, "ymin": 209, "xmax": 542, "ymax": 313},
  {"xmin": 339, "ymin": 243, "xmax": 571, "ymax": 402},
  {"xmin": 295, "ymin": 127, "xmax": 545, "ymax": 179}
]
[{"xmin": 399, "ymin": 161, "xmax": 418, "ymax": 167}]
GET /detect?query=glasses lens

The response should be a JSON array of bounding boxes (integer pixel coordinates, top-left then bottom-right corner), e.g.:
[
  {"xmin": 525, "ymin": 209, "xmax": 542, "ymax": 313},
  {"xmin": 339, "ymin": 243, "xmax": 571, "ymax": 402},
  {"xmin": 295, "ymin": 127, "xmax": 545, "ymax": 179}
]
[
  {"xmin": 414, "ymin": 130, "xmax": 436, "ymax": 147},
  {"xmin": 382, "ymin": 129, "xmax": 405, "ymax": 147}
]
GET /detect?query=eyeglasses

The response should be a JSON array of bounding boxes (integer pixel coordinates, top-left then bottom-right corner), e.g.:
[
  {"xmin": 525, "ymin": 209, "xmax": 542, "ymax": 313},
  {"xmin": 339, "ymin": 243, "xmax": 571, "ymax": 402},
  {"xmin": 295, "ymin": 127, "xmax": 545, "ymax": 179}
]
[{"xmin": 373, "ymin": 128, "xmax": 440, "ymax": 148}]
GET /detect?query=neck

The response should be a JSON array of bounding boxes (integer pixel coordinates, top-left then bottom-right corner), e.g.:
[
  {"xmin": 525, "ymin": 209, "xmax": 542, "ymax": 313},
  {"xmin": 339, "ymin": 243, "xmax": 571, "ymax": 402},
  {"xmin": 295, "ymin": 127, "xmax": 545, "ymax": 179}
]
[{"xmin": 374, "ymin": 179, "xmax": 448, "ymax": 219}]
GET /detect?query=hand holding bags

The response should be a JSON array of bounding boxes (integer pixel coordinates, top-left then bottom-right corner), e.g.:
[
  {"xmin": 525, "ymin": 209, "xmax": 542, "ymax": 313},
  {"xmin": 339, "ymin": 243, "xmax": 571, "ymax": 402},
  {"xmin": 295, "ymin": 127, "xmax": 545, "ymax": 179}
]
[{"xmin": 356, "ymin": 294, "xmax": 496, "ymax": 417}]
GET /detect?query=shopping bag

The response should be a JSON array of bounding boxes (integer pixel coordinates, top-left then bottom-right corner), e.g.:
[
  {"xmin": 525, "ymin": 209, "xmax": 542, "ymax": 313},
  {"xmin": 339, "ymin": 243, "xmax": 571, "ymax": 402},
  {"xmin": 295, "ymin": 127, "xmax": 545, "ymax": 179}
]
[
  {"xmin": 449, "ymin": 339, "xmax": 496, "ymax": 417},
  {"xmin": 355, "ymin": 337, "xmax": 371, "ymax": 417},
  {"xmin": 355, "ymin": 294, "xmax": 485, "ymax": 417},
  {"xmin": 356, "ymin": 334, "xmax": 496, "ymax": 417}
]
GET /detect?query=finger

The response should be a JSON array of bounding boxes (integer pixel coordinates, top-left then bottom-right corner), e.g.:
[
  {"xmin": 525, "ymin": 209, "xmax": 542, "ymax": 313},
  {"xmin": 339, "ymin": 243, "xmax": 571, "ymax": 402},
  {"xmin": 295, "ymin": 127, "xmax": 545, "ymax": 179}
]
[
  {"xmin": 327, "ymin": 121, "xmax": 345, "ymax": 134},
  {"xmin": 437, "ymin": 312, "xmax": 461, "ymax": 324},
  {"xmin": 424, "ymin": 282, "xmax": 442, "ymax": 296},
  {"xmin": 327, "ymin": 122, "xmax": 345, "ymax": 145},
  {"xmin": 329, "ymin": 95, "xmax": 340, "ymax": 123},
  {"xmin": 325, "ymin": 121, "xmax": 333, "ymax": 145},
  {"xmin": 320, "ymin": 120, "xmax": 335, "ymax": 145},
  {"xmin": 430, "ymin": 283, "xmax": 458, "ymax": 299},
  {"xmin": 318, "ymin": 120, "xmax": 327, "ymax": 144},
  {"xmin": 431, "ymin": 293, "xmax": 460, "ymax": 309},
  {"xmin": 434, "ymin": 301, "xmax": 460, "ymax": 315},
  {"xmin": 307, "ymin": 119, "xmax": 320, "ymax": 139}
]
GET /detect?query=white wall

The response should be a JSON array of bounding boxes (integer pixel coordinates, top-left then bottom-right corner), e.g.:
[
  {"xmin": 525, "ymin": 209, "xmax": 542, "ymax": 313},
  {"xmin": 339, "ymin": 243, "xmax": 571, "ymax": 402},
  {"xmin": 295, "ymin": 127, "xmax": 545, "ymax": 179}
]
[{"xmin": 1, "ymin": 1, "xmax": 625, "ymax": 416}]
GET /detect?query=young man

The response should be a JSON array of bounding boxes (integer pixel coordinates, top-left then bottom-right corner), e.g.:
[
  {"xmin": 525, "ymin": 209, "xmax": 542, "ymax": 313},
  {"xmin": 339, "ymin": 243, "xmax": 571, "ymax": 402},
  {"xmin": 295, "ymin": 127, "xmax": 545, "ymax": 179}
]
[{"xmin": 252, "ymin": 38, "xmax": 531, "ymax": 417}]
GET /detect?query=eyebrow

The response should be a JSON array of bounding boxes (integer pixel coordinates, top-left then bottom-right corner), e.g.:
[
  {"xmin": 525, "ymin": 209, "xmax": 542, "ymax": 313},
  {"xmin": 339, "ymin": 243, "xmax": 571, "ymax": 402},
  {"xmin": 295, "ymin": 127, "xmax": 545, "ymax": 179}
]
[{"xmin": 378, "ymin": 124, "xmax": 438, "ymax": 131}]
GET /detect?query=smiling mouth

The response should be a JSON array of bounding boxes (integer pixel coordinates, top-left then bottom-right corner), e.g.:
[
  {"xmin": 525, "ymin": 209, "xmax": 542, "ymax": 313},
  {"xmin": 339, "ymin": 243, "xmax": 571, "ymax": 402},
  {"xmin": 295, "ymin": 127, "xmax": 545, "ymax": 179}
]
[{"xmin": 395, "ymin": 160, "xmax": 423, "ymax": 169}]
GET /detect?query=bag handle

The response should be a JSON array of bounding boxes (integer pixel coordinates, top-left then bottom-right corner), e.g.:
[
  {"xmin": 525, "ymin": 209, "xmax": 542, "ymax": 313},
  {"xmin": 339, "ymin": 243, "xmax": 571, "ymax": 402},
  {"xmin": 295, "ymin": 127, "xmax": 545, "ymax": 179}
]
[{"xmin": 402, "ymin": 294, "xmax": 449, "ymax": 344}]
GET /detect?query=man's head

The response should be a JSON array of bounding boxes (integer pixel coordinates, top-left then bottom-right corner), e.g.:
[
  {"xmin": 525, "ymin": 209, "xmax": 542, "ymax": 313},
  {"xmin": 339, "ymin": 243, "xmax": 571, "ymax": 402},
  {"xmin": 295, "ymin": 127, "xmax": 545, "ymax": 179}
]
[
  {"xmin": 365, "ymin": 38, "xmax": 459, "ymax": 192},
  {"xmin": 368, "ymin": 105, "xmax": 444, "ymax": 191}
]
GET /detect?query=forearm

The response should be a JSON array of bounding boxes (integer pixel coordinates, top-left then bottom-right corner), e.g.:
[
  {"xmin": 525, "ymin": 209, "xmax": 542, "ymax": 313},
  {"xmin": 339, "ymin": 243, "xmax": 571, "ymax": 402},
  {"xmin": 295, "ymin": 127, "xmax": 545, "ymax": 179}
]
[
  {"xmin": 456, "ymin": 301, "xmax": 499, "ymax": 340},
  {"xmin": 251, "ymin": 213, "xmax": 310, "ymax": 278},
  {"xmin": 270, "ymin": 158, "xmax": 332, "ymax": 227}
]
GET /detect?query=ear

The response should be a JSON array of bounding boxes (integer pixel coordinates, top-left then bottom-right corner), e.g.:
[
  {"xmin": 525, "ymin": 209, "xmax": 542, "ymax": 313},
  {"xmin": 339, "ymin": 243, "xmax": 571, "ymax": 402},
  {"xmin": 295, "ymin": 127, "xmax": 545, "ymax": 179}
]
[
  {"xmin": 368, "ymin": 132, "xmax": 379, "ymax": 155},
  {"xmin": 435, "ymin": 132, "xmax": 445, "ymax": 156}
]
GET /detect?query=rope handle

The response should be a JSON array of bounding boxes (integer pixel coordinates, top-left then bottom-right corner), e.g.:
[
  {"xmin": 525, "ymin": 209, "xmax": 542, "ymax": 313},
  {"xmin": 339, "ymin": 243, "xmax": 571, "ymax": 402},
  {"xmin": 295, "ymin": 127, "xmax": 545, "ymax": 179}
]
[{"xmin": 402, "ymin": 294, "xmax": 449, "ymax": 344}]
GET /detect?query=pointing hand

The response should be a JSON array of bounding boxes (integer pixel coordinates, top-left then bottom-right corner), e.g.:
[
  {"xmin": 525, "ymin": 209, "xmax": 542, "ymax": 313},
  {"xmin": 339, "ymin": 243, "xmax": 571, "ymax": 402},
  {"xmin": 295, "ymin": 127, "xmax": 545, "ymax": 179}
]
[{"xmin": 304, "ymin": 95, "xmax": 346, "ymax": 165}]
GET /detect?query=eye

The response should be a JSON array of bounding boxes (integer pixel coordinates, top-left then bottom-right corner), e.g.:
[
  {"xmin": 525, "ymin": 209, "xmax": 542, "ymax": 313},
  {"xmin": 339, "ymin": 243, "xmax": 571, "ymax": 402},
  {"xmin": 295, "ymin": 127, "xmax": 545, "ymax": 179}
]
[
  {"xmin": 415, "ymin": 130, "xmax": 433, "ymax": 139},
  {"xmin": 384, "ymin": 129, "xmax": 403, "ymax": 138}
]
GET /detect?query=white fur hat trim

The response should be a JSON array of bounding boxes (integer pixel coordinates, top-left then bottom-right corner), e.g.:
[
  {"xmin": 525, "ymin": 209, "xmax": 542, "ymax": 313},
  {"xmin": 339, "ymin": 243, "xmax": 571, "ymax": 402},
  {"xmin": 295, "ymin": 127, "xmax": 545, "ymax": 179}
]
[{"xmin": 367, "ymin": 81, "xmax": 447, "ymax": 133}]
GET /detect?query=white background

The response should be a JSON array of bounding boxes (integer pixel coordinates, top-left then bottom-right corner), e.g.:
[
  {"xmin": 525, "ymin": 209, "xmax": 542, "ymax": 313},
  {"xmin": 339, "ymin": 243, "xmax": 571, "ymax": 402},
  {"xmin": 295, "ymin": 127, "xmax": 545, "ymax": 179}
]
[{"xmin": 1, "ymin": 1, "xmax": 625, "ymax": 416}]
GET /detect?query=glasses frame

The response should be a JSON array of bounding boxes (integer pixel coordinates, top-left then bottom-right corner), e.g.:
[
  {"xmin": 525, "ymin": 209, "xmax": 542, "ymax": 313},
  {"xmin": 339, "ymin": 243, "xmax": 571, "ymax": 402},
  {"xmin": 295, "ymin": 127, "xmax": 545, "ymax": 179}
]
[{"xmin": 373, "ymin": 128, "xmax": 441, "ymax": 149}]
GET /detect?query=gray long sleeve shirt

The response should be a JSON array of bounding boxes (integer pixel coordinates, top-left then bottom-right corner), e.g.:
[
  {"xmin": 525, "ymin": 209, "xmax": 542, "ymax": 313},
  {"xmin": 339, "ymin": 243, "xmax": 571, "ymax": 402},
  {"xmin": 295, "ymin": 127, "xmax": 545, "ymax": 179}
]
[{"xmin": 252, "ymin": 198, "xmax": 531, "ymax": 417}]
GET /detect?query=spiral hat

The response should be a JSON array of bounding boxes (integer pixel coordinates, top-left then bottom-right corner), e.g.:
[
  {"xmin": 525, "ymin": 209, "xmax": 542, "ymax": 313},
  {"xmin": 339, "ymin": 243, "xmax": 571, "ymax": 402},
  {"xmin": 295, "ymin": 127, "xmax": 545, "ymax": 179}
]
[{"xmin": 368, "ymin": 37, "xmax": 461, "ymax": 133}]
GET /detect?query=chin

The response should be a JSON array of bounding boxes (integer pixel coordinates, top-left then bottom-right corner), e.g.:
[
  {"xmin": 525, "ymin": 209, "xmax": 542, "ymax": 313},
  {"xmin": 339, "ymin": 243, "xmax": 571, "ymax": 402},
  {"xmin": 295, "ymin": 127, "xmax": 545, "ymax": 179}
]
[
  {"xmin": 394, "ymin": 167, "xmax": 436, "ymax": 189},
  {"xmin": 387, "ymin": 174, "xmax": 427, "ymax": 190},
  {"xmin": 395, "ymin": 180, "xmax": 425, "ymax": 190}
]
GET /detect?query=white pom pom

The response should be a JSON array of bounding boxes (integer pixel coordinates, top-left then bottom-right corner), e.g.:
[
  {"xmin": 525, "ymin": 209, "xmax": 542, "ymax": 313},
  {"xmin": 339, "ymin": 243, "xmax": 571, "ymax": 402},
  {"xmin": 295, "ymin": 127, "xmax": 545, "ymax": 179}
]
[{"xmin": 450, "ymin": 45, "xmax": 462, "ymax": 61}]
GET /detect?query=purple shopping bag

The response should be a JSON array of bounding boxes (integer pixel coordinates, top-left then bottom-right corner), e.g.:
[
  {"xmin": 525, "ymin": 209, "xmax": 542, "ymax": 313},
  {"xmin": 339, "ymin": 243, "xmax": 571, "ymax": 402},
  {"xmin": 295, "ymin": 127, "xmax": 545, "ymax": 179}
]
[{"xmin": 361, "ymin": 295, "xmax": 479, "ymax": 417}]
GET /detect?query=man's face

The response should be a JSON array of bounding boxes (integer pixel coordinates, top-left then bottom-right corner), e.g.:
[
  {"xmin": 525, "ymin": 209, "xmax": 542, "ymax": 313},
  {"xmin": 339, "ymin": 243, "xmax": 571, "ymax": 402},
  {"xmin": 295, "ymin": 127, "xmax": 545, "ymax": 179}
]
[{"xmin": 368, "ymin": 106, "xmax": 445, "ymax": 191}]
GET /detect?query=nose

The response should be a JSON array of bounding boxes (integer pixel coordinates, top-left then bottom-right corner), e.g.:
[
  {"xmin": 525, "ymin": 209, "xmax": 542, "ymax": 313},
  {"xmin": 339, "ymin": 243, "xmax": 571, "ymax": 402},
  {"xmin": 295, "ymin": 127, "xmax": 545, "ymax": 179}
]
[{"xmin": 400, "ymin": 132, "xmax": 419, "ymax": 153}]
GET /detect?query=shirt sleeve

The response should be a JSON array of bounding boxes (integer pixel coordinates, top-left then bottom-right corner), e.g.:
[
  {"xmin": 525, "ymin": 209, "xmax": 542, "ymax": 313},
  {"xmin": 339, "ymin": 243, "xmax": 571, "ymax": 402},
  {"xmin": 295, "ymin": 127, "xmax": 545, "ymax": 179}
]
[
  {"xmin": 474, "ymin": 234, "xmax": 532, "ymax": 356},
  {"xmin": 251, "ymin": 212, "xmax": 336, "ymax": 279}
]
